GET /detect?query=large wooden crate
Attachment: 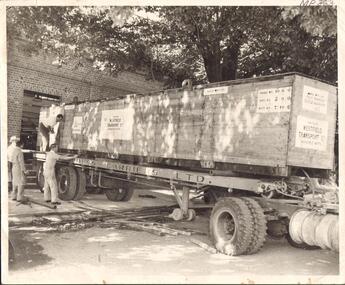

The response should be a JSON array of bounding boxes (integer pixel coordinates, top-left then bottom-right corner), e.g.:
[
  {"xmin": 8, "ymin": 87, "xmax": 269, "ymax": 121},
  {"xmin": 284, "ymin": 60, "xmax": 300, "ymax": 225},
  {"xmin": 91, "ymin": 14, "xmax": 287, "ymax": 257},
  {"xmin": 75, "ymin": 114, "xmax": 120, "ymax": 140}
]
[{"xmin": 39, "ymin": 73, "xmax": 337, "ymax": 176}]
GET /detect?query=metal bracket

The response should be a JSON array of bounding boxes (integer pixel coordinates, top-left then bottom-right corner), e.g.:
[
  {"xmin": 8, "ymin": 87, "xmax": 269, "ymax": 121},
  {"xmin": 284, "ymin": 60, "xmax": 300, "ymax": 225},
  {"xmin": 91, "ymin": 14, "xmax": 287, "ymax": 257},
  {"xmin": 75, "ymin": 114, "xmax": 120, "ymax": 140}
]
[
  {"xmin": 89, "ymin": 170, "xmax": 98, "ymax": 187},
  {"xmin": 97, "ymin": 172, "xmax": 108, "ymax": 189}
]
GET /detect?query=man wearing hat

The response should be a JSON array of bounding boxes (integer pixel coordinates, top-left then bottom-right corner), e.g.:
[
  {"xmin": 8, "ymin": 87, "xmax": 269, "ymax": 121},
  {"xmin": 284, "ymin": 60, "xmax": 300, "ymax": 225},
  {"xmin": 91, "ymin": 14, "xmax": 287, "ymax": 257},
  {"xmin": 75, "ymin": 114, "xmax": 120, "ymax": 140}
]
[{"xmin": 7, "ymin": 136, "xmax": 20, "ymax": 192}]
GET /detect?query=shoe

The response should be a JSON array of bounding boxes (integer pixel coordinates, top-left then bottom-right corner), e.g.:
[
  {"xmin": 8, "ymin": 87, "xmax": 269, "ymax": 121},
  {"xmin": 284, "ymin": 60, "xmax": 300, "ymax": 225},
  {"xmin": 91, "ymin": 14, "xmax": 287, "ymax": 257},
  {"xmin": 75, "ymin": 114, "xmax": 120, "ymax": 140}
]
[
  {"xmin": 51, "ymin": 201, "xmax": 61, "ymax": 205},
  {"xmin": 45, "ymin": 200, "xmax": 51, "ymax": 203}
]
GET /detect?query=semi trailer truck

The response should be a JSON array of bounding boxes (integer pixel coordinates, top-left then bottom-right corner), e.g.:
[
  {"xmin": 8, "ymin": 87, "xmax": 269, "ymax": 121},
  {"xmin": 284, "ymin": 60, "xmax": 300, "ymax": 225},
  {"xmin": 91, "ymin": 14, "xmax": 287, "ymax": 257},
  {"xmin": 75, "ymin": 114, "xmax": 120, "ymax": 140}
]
[{"xmin": 33, "ymin": 72, "xmax": 339, "ymax": 256}]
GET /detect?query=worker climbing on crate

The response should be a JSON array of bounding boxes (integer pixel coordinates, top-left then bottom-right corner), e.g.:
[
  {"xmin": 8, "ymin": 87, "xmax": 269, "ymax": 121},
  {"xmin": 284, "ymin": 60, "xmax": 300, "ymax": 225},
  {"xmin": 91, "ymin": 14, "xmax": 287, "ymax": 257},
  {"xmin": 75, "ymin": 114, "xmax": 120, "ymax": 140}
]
[
  {"xmin": 39, "ymin": 113, "xmax": 64, "ymax": 151},
  {"xmin": 43, "ymin": 144, "xmax": 78, "ymax": 205}
]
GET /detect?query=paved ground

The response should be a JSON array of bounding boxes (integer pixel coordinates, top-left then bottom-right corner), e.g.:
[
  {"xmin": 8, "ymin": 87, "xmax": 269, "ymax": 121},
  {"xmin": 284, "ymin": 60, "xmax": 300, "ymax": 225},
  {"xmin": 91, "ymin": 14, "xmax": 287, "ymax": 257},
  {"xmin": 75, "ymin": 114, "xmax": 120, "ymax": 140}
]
[
  {"xmin": 8, "ymin": 188, "xmax": 176, "ymax": 220},
  {"xmin": 5, "ymin": 188, "xmax": 341, "ymax": 284}
]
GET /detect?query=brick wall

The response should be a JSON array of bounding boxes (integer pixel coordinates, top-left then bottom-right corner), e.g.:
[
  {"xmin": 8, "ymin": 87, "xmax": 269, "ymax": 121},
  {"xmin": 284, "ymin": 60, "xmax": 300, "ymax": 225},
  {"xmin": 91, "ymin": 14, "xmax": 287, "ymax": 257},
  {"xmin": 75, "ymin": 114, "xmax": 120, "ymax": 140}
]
[{"xmin": 7, "ymin": 40, "xmax": 163, "ymax": 138}]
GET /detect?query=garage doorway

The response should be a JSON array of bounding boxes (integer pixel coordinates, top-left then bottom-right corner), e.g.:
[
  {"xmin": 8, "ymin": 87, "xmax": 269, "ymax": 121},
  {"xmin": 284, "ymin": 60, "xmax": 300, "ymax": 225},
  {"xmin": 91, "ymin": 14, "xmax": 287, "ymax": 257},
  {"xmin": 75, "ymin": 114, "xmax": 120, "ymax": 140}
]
[{"xmin": 21, "ymin": 90, "xmax": 61, "ymax": 150}]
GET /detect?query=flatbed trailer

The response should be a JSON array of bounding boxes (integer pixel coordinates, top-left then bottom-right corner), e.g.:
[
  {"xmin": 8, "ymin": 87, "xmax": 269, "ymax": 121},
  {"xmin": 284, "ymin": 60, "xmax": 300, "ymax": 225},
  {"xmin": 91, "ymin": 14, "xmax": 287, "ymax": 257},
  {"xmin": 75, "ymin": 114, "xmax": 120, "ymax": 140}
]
[
  {"xmin": 32, "ymin": 73, "xmax": 338, "ymax": 256},
  {"xmin": 33, "ymin": 150, "xmax": 338, "ymax": 256}
]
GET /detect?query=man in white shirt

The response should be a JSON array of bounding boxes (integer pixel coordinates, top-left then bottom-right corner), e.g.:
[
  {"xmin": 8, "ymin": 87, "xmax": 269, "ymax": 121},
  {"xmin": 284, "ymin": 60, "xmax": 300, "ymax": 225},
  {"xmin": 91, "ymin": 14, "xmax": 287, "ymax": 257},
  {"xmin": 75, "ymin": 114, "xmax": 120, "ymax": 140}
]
[
  {"xmin": 43, "ymin": 144, "xmax": 77, "ymax": 205},
  {"xmin": 39, "ymin": 114, "xmax": 64, "ymax": 151},
  {"xmin": 7, "ymin": 136, "xmax": 20, "ymax": 192},
  {"xmin": 11, "ymin": 141, "xmax": 28, "ymax": 201}
]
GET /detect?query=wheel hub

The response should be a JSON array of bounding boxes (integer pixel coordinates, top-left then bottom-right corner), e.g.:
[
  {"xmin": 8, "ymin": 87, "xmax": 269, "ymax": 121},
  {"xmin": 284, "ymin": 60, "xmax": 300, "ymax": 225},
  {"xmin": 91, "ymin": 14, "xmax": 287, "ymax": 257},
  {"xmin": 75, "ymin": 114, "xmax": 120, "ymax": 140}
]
[
  {"xmin": 59, "ymin": 175, "xmax": 68, "ymax": 194},
  {"xmin": 217, "ymin": 211, "xmax": 236, "ymax": 241}
]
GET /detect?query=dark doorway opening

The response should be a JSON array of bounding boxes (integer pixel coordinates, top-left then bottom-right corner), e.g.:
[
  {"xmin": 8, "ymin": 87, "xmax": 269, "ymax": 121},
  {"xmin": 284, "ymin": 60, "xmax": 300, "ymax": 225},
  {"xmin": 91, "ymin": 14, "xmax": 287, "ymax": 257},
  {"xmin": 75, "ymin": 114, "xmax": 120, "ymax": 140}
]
[{"xmin": 21, "ymin": 90, "xmax": 61, "ymax": 150}]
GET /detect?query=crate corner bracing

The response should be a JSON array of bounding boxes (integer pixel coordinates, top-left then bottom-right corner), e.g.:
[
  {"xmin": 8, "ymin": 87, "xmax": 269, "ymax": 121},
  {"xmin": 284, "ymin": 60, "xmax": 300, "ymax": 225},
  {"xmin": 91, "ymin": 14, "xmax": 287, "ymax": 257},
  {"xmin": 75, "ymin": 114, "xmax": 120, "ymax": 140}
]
[{"xmin": 42, "ymin": 73, "xmax": 337, "ymax": 175}]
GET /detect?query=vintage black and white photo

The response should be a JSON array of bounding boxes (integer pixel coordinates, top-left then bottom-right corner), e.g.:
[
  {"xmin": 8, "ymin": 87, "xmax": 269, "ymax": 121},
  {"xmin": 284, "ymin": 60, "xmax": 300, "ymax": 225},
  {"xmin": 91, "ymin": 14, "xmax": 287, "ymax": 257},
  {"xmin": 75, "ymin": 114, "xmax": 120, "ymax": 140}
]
[{"xmin": 1, "ymin": 1, "xmax": 343, "ymax": 284}]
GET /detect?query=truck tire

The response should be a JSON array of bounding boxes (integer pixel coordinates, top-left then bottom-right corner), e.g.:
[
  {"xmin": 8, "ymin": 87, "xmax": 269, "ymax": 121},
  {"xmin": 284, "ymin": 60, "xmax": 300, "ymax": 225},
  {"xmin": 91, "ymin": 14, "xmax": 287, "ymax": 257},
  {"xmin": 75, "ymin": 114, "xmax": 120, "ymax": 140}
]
[
  {"xmin": 105, "ymin": 186, "xmax": 134, "ymax": 202},
  {"xmin": 210, "ymin": 197, "xmax": 253, "ymax": 256},
  {"xmin": 73, "ymin": 168, "xmax": 87, "ymax": 200},
  {"xmin": 120, "ymin": 187, "xmax": 134, "ymax": 202},
  {"xmin": 241, "ymin": 197, "xmax": 267, "ymax": 254},
  {"xmin": 105, "ymin": 188, "xmax": 121, "ymax": 201},
  {"xmin": 36, "ymin": 163, "xmax": 45, "ymax": 193},
  {"xmin": 57, "ymin": 166, "xmax": 78, "ymax": 201}
]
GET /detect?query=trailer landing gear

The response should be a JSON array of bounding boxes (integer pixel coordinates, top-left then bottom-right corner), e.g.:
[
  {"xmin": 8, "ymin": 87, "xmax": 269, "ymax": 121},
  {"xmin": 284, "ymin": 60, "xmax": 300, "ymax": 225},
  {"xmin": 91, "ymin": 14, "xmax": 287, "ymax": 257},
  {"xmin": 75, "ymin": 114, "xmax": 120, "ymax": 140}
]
[
  {"xmin": 169, "ymin": 186, "xmax": 197, "ymax": 221},
  {"xmin": 169, "ymin": 208, "xmax": 196, "ymax": 221}
]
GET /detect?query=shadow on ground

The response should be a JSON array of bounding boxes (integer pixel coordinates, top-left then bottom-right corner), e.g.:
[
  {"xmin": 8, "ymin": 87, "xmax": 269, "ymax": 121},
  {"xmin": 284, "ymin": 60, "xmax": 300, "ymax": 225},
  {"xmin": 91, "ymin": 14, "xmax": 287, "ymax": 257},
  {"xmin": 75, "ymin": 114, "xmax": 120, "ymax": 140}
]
[{"xmin": 9, "ymin": 230, "xmax": 53, "ymax": 271}]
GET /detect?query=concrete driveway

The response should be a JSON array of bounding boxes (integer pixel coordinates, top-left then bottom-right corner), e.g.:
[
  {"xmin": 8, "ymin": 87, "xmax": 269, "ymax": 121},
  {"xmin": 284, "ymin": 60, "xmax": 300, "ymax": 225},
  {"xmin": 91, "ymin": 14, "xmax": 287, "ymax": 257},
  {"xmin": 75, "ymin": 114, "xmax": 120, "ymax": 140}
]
[{"xmin": 5, "ymin": 187, "xmax": 341, "ymax": 284}]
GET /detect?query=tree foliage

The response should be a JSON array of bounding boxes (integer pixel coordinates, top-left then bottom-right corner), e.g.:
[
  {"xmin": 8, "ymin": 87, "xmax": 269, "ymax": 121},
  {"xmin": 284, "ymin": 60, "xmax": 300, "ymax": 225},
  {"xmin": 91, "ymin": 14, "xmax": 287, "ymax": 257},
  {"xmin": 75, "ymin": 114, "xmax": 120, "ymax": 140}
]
[{"xmin": 7, "ymin": 6, "xmax": 337, "ymax": 87}]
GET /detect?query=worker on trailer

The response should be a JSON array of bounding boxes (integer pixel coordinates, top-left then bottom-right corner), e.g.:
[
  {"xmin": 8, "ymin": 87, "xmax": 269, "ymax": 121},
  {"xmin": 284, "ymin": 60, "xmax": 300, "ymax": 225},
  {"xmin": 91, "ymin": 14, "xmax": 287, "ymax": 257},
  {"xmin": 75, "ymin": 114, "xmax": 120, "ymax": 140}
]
[
  {"xmin": 7, "ymin": 136, "xmax": 20, "ymax": 192},
  {"xmin": 43, "ymin": 144, "xmax": 78, "ymax": 205},
  {"xmin": 39, "ymin": 114, "xmax": 64, "ymax": 151},
  {"xmin": 11, "ymin": 140, "xmax": 28, "ymax": 202}
]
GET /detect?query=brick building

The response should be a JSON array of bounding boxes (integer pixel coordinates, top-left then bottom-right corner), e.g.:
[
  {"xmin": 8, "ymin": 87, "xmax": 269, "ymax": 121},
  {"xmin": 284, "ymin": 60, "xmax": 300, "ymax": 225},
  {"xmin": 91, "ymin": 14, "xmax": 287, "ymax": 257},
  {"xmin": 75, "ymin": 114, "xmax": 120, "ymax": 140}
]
[{"xmin": 7, "ymin": 39, "xmax": 163, "ymax": 149}]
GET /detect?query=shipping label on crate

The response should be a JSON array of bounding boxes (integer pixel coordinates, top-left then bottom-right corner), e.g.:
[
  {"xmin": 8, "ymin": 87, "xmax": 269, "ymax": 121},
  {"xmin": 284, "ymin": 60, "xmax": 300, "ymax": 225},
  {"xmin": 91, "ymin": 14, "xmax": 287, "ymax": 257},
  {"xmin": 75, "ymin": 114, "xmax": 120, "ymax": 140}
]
[
  {"xmin": 64, "ymin": 105, "xmax": 75, "ymax": 110},
  {"xmin": 295, "ymin": 115, "xmax": 328, "ymax": 151},
  {"xmin": 99, "ymin": 109, "xmax": 133, "ymax": 141},
  {"xmin": 204, "ymin": 86, "xmax": 229, "ymax": 96},
  {"xmin": 72, "ymin": 116, "xmax": 83, "ymax": 134},
  {"xmin": 257, "ymin": 87, "xmax": 292, "ymax": 113},
  {"xmin": 302, "ymin": 85, "xmax": 328, "ymax": 114}
]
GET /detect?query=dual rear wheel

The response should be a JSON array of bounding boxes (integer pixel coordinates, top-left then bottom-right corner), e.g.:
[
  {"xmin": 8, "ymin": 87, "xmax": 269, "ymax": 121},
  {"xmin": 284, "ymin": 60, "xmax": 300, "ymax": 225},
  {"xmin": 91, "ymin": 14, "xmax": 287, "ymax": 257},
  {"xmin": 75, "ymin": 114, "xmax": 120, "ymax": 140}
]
[
  {"xmin": 37, "ymin": 164, "xmax": 133, "ymax": 202},
  {"xmin": 210, "ymin": 197, "xmax": 267, "ymax": 256}
]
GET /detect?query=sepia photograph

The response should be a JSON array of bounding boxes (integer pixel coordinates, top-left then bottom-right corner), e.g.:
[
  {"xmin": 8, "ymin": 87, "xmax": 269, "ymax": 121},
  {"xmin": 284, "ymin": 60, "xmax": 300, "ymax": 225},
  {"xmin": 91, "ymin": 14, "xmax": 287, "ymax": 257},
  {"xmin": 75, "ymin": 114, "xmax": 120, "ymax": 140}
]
[{"xmin": 1, "ymin": 1, "xmax": 343, "ymax": 284}]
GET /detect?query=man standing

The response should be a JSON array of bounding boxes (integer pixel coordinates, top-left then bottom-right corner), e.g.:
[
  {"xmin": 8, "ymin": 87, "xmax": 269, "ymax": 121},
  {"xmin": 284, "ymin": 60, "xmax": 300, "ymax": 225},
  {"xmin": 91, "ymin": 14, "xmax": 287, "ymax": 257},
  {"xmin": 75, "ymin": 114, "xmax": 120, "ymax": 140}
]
[
  {"xmin": 39, "ymin": 114, "xmax": 64, "ymax": 151},
  {"xmin": 43, "ymin": 144, "xmax": 77, "ymax": 205},
  {"xmin": 7, "ymin": 136, "xmax": 20, "ymax": 192},
  {"xmin": 11, "ymin": 141, "xmax": 28, "ymax": 202}
]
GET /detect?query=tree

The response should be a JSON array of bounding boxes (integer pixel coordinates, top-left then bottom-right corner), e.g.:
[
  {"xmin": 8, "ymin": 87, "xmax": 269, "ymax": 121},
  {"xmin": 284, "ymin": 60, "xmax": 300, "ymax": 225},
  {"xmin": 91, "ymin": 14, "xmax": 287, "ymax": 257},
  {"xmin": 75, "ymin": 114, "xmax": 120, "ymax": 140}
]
[
  {"xmin": 7, "ymin": 6, "xmax": 337, "ymax": 87},
  {"xmin": 239, "ymin": 6, "xmax": 337, "ymax": 82},
  {"xmin": 143, "ymin": 6, "xmax": 282, "ymax": 83}
]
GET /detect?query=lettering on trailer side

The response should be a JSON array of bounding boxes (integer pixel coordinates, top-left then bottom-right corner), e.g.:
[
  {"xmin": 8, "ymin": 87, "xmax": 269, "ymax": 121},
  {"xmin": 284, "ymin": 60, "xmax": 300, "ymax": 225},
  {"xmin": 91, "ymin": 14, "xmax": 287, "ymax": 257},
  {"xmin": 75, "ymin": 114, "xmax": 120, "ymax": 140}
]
[
  {"xmin": 73, "ymin": 158, "xmax": 261, "ymax": 192},
  {"xmin": 197, "ymin": 175, "xmax": 205, "ymax": 183}
]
